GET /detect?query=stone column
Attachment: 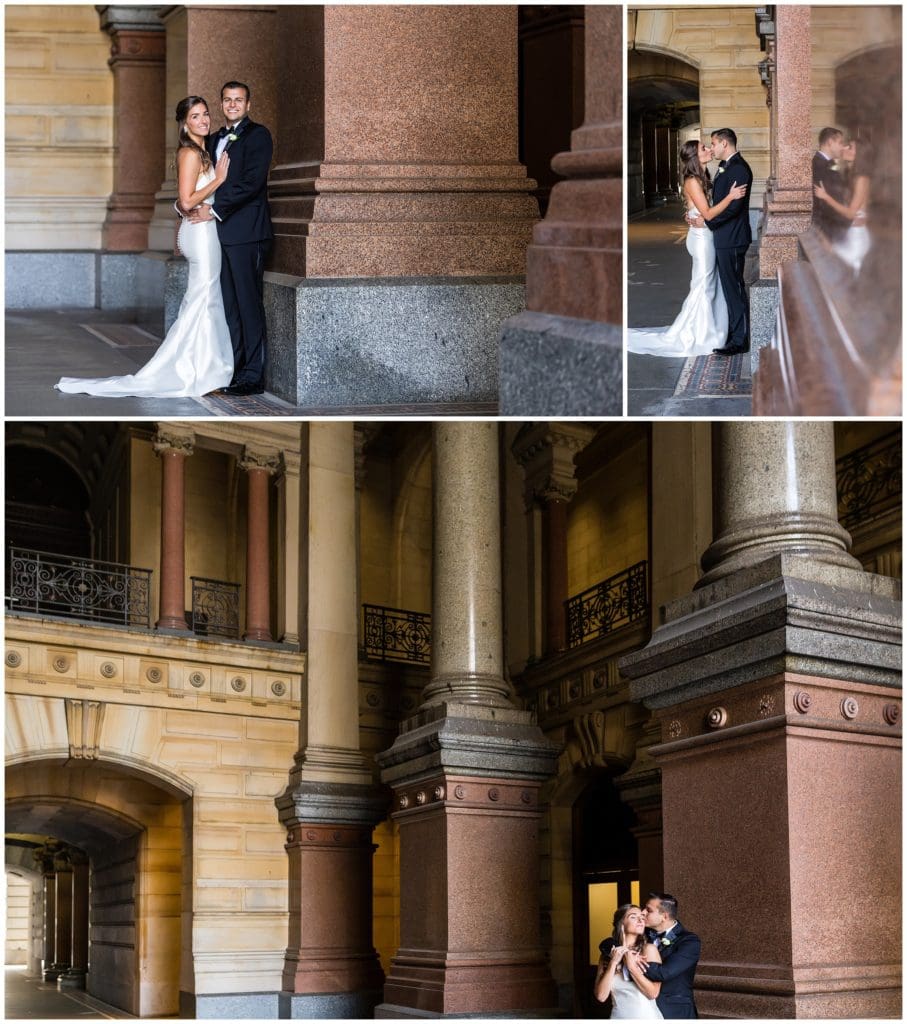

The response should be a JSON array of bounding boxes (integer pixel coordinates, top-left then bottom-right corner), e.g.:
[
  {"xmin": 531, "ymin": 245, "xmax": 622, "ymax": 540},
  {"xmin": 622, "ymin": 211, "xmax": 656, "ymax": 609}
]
[
  {"xmin": 276, "ymin": 449, "xmax": 301, "ymax": 646},
  {"xmin": 757, "ymin": 6, "xmax": 814, "ymax": 280},
  {"xmin": 511, "ymin": 422, "xmax": 595, "ymax": 655},
  {"xmin": 98, "ymin": 7, "xmax": 166, "ymax": 251},
  {"xmin": 269, "ymin": 5, "xmax": 536, "ymax": 279},
  {"xmin": 499, "ymin": 4, "xmax": 623, "ymax": 415},
  {"xmin": 239, "ymin": 447, "xmax": 280, "ymax": 642},
  {"xmin": 376, "ymin": 422, "xmax": 560, "ymax": 1017},
  {"xmin": 153, "ymin": 427, "xmax": 194, "ymax": 631},
  {"xmin": 38, "ymin": 848, "xmax": 57, "ymax": 981},
  {"xmin": 51, "ymin": 853, "xmax": 73, "ymax": 977},
  {"xmin": 59, "ymin": 851, "xmax": 89, "ymax": 991},
  {"xmin": 699, "ymin": 422, "xmax": 861, "ymax": 587},
  {"xmin": 276, "ymin": 422, "xmax": 386, "ymax": 1019},
  {"xmin": 621, "ymin": 421, "xmax": 902, "ymax": 1018}
]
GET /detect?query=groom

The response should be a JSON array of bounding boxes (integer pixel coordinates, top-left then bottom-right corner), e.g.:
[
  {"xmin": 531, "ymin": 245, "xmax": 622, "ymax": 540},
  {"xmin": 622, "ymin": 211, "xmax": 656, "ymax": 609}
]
[
  {"xmin": 640, "ymin": 891, "xmax": 701, "ymax": 1018},
  {"xmin": 187, "ymin": 81, "xmax": 273, "ymax": 395},
  {"xmin": 706, "ymin": 128, "xmax": 753, "ymax": 356}
]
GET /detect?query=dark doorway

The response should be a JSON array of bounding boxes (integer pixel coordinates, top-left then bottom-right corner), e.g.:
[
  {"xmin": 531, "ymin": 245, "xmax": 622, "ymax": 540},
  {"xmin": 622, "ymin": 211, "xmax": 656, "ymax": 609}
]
[
  {"xmin": 573, "ymin": 775, "xmax": 639, "ymax": 1018},
  {"xmin": 5, "ymin": 446, "xmax": 91, "ymax": 558}
]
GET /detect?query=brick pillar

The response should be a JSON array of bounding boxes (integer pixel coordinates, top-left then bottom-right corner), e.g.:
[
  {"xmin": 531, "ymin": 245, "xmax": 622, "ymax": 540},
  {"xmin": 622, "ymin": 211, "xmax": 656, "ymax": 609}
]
[
  {"xmin": 98, "ymin": 6, "xmax": 166, "ymax": 251},
  {"xmin": 153, "ymin": 427, "xmax": 194, "ymax": 631}
]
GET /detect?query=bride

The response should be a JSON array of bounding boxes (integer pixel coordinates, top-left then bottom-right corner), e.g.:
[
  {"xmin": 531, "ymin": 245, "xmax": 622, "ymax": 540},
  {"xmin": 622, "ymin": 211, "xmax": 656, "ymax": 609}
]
[
  {"xmin": 56, "ymin": 96, "xmax": 234, "ymax": 398},
  {"xmin": 594, "ymin": 904, "xmax": 663, "ymax": 1018},
  {"xmin": 627, "ymin": 139, "xmax": 747, "ymax": 357}
]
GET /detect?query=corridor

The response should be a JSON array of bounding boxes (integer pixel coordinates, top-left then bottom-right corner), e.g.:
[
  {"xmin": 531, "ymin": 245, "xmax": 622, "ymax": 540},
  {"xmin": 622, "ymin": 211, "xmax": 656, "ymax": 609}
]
[{"xmin": 5, "ymin": 967, "xmax": 134, "ymax": 1019}]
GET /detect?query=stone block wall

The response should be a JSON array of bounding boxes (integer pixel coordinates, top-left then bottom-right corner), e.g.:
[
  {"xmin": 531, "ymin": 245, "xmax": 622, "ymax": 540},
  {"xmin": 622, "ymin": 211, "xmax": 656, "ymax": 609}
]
[
  {"xmin": 5, "ymin": 6, "xmax": 113, "ymax": 250},
  {"xmin": 5, "ymin": 872, "xmax": 31, "ymax": 964}
]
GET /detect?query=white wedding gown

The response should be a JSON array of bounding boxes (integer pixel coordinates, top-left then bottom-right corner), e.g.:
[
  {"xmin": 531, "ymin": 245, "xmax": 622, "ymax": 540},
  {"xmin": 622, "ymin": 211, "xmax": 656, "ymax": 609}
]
[
  {"xmin": 834, "ymin": 213, "xmax": 870, "ymax": 274},
  {"xmin": 56, "ymin": 169, "xmax": 233, "ymax": 398},
  {"xmin": 627, "ymin": 208, "xmax": 728, "ymax": 357},
  {"xmin": 610, "ymin": 973, "xmax": 664, "ymax": 1019}
]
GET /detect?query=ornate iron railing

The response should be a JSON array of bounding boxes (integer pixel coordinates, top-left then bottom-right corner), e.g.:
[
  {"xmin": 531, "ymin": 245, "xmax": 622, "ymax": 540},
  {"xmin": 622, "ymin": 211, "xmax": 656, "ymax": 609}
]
[
  {"xmin": 6, "ymin": 547, "xmax": 152, "ymax": 628},
  {"xmin": 191, "ymin": 577, "xmax": 241, "ymax": 639},
  {"xmin": 565, "ymin": 561, "xmax": 648, "ymax": 648},
  {"xmin": 363, "ymin": 604, "xmax": 431, "ymax": 664},
  {"xmin": 837, "ymin": 432, "xmax": 902, "ymax": 530}
]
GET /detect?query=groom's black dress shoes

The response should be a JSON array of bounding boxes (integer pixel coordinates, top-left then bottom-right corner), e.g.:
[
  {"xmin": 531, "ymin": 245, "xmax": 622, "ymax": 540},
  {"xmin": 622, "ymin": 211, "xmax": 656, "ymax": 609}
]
[
  {"xmin": 222, "ymin": 380, "xmax": 265, "ymax": 396},
  {"xmin": 712, "ymin": 343, "xmax": 749, "ymax": 356}
]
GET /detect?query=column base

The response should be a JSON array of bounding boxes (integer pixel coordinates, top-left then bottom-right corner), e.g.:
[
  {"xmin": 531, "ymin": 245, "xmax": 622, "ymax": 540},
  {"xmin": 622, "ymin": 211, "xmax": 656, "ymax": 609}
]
[
  {"xmin": 190, "ymin": 991, "xmax": 280, "ymax": 1018},
  {"xmin": 498, "ymin": 309, "xmax": 622, "ymax": 415},
  {"xmin": 265, "ymin": 275, "xmax": 526, "ymax": 407},
  {"xmin": 58, "ymin": 969, "xmax": 86, "ymax": 990},
  {"xmin": 749, "ymin": 278, "xmax": 779, "ymax": 375},
  {"xmin": 279, "ymin": 988, "xmax": 383, "ymax": 1019},
  {"xmin": 243, "ymin": 628, "xmax": 273, "ymax": 643},
  {"xmin": 43, "ymin": 966, "xmax": 64, "ymax": 982}
]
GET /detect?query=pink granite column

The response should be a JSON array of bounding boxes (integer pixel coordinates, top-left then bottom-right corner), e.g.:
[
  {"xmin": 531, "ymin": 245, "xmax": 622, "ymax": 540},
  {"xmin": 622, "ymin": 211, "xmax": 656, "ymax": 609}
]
[
  {"xmin": 758, "ymin": 6, "xmax": 814, "ymax": 279},
  {"xmin": 269, "ymin": 5, "xmax": 537, "ymax": 277},
  {"xmin": 524, "ymin": 4, "xmax": 622, "ymax": 323},
  {"xmin": 240, "ymin": 448, "xmax": 280, "ymax": 642},
  {"xmin": 153, "ymin": 428, "xmax": 194, "ymax": 631},
  {"xmin": 99, "ymin": 7, "xmax": 166, "ymax": 251}
]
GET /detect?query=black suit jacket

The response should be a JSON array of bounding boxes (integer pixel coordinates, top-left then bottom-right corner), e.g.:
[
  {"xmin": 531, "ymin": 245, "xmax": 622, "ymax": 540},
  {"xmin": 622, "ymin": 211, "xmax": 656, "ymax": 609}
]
[
  {"xmin": 811, "ymin": 151, "xmax": 851, "ymax": 241},
  {"xmin": 706, "ymin": 152, "xmax": 753, "ymax": 250},
  {"xmin": 644, "ymin": 922, "xmax": 701, "ymax": 1019},
  {"xmin": 207, "ymin": 118, "xmax": 274, "ymax": 245}
]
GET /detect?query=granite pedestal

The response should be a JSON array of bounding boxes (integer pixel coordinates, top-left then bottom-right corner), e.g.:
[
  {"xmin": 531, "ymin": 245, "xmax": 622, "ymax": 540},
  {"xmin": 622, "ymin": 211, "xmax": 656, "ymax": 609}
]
[{"xmin": 498, "ymin": 310, "xmax": 622, "ymax": 415}]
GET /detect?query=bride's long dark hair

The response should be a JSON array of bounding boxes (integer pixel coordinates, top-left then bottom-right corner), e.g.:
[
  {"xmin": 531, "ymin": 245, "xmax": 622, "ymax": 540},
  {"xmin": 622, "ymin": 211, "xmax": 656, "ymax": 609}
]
[
  {"xmin": 680, "ymin": 139, "xmax": 711, "ymax": 200},
  {"xmin": 175, "ymin": 96, "xmax": 212, "ymax": 172}
]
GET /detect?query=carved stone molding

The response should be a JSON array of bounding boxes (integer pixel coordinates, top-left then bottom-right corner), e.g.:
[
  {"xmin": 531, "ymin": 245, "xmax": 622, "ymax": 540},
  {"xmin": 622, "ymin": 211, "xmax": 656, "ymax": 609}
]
[
  {"xmin": 565, "ymin": 708, "xmax": 637, "ymax": 771},
  {"xmin": 239, "ymin": 446, "xmax": 282, "ymax": 475},
  {"xmin": 64, "ymin": 699, "xmax": 106, "ymax": 759},
  {"xmin": 152, "ymin": 426, "xmax": 195, "ymax": 457},
  {"xmin": 511, "ymin": 421, "xmax": 597, "ymax": 509}
]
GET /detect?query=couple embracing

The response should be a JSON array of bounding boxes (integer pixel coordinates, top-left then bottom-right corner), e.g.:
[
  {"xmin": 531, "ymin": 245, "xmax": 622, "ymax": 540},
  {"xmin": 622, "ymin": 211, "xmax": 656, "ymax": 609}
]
[
  {"xmin": 58, "ymin": 82, "xmax": 272, "ymax": 399},
  {"xmin": 628, "ymin": 128, "xmax": 753, "ymax": 359},
  {"xmin": 595, "ymin": 891, "xmax": 701, "ymax": 1019}
]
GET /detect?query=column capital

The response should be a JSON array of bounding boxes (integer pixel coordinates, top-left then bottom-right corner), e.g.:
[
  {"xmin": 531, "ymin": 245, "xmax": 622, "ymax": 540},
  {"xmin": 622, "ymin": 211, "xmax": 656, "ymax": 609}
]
[
  {"xmin": 354, "ymin": 425, "xmax": 380, "ymax": 490},
  {"xmin": 97, "ymin": 6, "xmax": 165, "ymax": 35},
  {"xmin": 239, "ymin": 446, "xmax": 282, "ymax": 475},
  {"xmin": 511, "ymin": 421, "xmax": 596, "ymax": 508},
  {"xmin": 152, "ymin": 427, "xmax": 195, "ymax": 457}
]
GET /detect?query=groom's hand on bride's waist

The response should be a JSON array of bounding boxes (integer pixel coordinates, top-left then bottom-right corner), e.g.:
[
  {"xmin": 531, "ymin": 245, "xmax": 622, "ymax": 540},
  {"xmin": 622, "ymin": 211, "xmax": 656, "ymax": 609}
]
[{"xmin": 186, "ymin": 206, "xmax": 214, "ymax": 224}]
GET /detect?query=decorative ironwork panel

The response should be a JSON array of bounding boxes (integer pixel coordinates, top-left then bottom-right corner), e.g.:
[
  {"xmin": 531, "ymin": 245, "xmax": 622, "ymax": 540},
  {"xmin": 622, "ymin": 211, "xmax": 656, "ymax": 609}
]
[
  {"xmin": 837, "ymin": 431, "xmax": 902, "ymax": 530},
  {"xmin": 565, "ymin": 561, "xmax": 648, "ymax": 648},
  {"xmin": 191, "ymin": 577, "xmax": 241, "ymax": 639},
  {"xmin": 363, "ymin": 604, "xmax": 431, "ymax": 664},
  {"xmin": 6, "ymin": 548, "xmax": 151, "ymax": 628}
]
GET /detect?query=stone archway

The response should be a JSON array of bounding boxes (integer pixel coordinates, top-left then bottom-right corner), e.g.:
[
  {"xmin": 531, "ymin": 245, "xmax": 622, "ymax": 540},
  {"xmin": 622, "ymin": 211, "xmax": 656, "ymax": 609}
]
[
  {"xmin": 628, "ymin": 49, "xmax": 700, "ymax": 213},
  {"xmin": 5, "ymin": 758, "xmax": 191, "ymax": 1018}
]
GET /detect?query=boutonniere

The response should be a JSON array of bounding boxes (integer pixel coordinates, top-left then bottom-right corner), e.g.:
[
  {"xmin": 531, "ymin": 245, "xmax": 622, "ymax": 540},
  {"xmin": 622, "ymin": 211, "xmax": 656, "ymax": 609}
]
[
  {"xmin": 716, "ymin": 166, "xmax": 725, "ymax": 175},
  {"xmin": 661, "ymin": 938, "xmax": 673, "ymax": 947},
  {"xmin": 227, "ymin": 132, "xmax": 239, "ymax": 143},
  {"xmin": 829, "ymin": 161, "xmax": 840, "ymax": 172}
]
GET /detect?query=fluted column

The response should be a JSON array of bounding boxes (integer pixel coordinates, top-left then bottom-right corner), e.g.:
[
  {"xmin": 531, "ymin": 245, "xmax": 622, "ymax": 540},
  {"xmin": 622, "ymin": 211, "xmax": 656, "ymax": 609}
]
[
  {"xmin": 376, "ymin": 422, "xmax": 559, "ymax": 1017},
  {"xmin": 276, "ymin": 422, "xmax": 385, "ymax": 1019},
  {"xmin": 153, "ymin": 427, "xmax": 194, "ymax": 630},
  {"xmin": 240, "ymin": 447, "xmax": 280, "ymax": 642},
  {"xmin": 98, "ymin": 7, "xmax": 166, "ymax": 251},
  {"xmin": 59, "ymin": 851, "xmax": 89, "ymax": 991},
  {"xmin": 699, "ymin": 421, "xmax": 861, "ymax": 587}
]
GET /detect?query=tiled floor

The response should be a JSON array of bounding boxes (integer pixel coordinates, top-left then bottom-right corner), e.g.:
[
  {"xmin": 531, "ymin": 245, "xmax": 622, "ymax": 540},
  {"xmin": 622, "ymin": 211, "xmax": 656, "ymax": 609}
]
[
  {"xmin": 627, "ymin": 204, "xmax": 753, "ymax": 417},
  {"xmin": 4, "ymin": 967, "xmax": 133, "ymax": 1020},
  {"xmin": 4, "ymin": 308, "xmax": 498, "ymax": 418}
]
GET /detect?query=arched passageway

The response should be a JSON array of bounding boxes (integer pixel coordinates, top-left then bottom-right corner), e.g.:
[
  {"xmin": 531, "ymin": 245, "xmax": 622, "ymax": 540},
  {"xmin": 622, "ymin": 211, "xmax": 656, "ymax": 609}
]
[{"xmin": 5, "ymin": 759, "xmax": 190, "ymax": 1018}]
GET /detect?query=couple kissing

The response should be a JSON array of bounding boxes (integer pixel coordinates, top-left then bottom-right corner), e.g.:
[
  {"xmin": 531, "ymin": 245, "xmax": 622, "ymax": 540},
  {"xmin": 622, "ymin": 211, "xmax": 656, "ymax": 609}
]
[{"xmin": 595, "ymin": 891, "xmax": 701, "ymax": 1019}]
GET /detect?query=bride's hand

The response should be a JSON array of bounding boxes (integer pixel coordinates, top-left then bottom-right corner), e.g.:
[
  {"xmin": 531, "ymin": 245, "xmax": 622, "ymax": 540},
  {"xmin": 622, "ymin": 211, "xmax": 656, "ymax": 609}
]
[
  {"xmin": 215, "ymin": 152, "xmax": 231, "ymax": 182},
  {"xmin": 610, "ymin": 944, "xmax": 628, "ymax": 962},
  {"xmin": 814, "ymin": 183, "xmax": 828, "ymax": 201},
  {"xmin": 729, "ymin": 181, "xmax": 747, "ymax": 200}
]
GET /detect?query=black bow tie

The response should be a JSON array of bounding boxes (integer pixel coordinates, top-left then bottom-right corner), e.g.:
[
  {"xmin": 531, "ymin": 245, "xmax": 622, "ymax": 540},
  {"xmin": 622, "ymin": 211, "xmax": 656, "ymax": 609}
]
[
  {"xmin": 719, "ymin": 160, "xmax": 727, "ymax": 168},
  {"xmin": 218, "ymin": 127, "xmax": 229, "ymax": 138}
]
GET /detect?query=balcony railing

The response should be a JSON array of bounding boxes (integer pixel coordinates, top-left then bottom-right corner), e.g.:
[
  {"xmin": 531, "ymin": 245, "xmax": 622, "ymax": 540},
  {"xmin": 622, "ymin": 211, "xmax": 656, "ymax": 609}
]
[
  {"xmin": 837, "ymin": 431, "xmax": 902, "ymax": 531},
  {"xmin": 565, "ymin": 561, "xmax": 648, "ymax": 648},
  {"xmin": 191, "ymin": 577, "xmax": 241, "ymax": 640},
  {"xmin": 363, "ymin": 604, "xmax": 431, "ymax": 664},
  {"xmin": 6, "ymin": 547, "xmax": 152, "ymax": 628}
]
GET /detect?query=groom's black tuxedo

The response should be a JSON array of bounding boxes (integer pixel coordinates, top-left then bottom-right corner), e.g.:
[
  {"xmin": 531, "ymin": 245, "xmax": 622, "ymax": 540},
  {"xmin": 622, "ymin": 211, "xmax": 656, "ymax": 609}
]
[
  {"xmin": 644, "ymin": 921, "xmax": 701, "ymax": 1019},
  {"xmin": 706, "ymin": 151, "xmax": 753, "ymax": 348},
  {"xmin": 206, "ymin": 118, "xmax": 273, "ymax": 387}
]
